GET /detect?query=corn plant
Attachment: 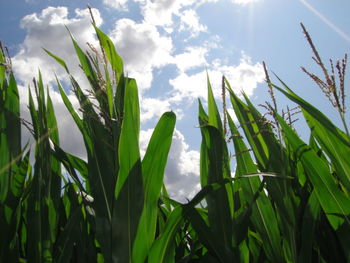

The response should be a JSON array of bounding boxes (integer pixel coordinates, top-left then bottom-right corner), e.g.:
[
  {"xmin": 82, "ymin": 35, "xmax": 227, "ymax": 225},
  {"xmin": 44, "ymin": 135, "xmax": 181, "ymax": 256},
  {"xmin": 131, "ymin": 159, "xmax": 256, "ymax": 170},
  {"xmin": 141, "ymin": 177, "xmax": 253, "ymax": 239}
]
[
  {"xmin": 147, "ymin": 25, "xmax": 350, "ymax": 262},
  {"xmin": 44, "ymin": 23, "xmax": 178, "ymax": 263},
  {"xmin": 0, "ymin": 41, "xmax": 30, "ymax": 262},
  {"xmin": 0, "ymin": 19, "xmax": 349, "ymax": 263}
]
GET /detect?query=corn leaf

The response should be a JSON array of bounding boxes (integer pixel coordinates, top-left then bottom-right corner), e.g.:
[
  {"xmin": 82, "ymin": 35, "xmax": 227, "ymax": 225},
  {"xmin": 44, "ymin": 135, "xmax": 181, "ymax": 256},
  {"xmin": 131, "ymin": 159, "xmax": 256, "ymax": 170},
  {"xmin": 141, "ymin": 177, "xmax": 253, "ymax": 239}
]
[
  {"xmin": 201, "ymin": 125, "xmax": 233, "ymax": 256},
  {"xmin": 273, "ymin": 81, "xmax": 350, "ymax": 190},
  {"xmin": 94, "ymin": 25, "xmax": 123, "ymax": 80},
  {"xmin": 112, "ymin": 78, "xmax": 143, "ymax": 263},
  {"xmin": 277, "ymin": 114, "xmax": 350, "ymax": 230},
  {"xmin": 133, "ymin": 111, "xmax": 176, "ymax": 263},
  {"xmin": 198, "ymin": 99, "xmax": 209, "ymax": 188},
  {"xmin": 67, "ymin": 27, "xmax": 98, "ymax": 86},
  {"xmin": 0, "ymin": 72, "xmax": 20, "ymax": 202},
  {"xmin": 227, "ymin": 113, "xmax": 284, "ymax": 262},
  {"xmin": 149, "ymin": 179, "xmax": 235, "ymax": 262},
  {"xmin": 184, "ymin": 206, "xmax": 235, "ymax": 262},
  {"xmin": 298, "ymin": 191, "xmax": 320, "ymax": 263},
  {"xmin": 207, "ymin": 74, "xmax": 222, "ymax": 131},
  {"xmin": 43, "ymin": 48, "xmax": 70, "ymax": 74},
  {"xmin": 0, "ymin": 47, "xmax": 5, "ymax": 85},
  {"xmin": 271, "ymin": 77, "xmax": 350, "ymax": 146}
]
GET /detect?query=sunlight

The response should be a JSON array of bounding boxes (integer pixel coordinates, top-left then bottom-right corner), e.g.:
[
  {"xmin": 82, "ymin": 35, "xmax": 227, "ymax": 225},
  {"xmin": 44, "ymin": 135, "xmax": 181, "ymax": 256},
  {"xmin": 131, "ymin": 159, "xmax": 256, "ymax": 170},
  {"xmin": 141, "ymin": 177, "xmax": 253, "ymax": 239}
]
[{"xmin": 299, "ymin": 0, "xmax": 350, "ymax": 44}]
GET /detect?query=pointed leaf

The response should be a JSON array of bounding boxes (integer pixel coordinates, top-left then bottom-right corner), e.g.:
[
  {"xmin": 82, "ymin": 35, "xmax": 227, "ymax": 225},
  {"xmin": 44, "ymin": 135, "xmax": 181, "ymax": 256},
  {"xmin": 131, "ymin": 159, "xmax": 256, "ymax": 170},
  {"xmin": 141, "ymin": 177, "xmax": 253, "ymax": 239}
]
[{"xmin": 133, "ymin": 111, "xmax": 176, "ymax": 262}]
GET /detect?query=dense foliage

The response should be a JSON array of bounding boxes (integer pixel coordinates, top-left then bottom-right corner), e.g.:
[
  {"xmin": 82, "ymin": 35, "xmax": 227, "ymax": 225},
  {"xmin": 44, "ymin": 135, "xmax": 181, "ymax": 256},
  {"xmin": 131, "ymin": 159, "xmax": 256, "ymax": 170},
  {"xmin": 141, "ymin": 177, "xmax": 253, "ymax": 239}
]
[{"xmin": 0, "ymin": 23, "xmax": 349, "ymax": 263}]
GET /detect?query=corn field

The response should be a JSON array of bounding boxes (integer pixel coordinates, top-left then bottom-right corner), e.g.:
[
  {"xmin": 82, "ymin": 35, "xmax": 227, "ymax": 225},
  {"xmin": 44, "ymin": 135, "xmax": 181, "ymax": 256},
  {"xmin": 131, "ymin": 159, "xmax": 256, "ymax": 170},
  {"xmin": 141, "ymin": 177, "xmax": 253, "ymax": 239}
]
[{"xmin": 0, "ymin": 22, "xmax": 349, "ymax": 263}]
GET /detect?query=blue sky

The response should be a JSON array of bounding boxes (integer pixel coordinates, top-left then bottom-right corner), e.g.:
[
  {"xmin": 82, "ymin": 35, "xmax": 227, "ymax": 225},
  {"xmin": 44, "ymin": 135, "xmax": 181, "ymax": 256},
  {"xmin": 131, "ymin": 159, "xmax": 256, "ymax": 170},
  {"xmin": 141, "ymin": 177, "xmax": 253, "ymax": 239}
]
[{"xmin": 1, "ymin": 0, "xmax": 349, "ymax": 200}]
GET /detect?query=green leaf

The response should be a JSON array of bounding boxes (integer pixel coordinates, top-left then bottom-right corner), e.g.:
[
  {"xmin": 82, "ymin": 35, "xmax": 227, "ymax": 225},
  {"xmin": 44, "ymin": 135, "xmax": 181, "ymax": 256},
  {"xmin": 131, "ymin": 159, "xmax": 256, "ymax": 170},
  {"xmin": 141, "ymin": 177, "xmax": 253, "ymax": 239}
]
[
  {"xmin": 226, "ymin": 79, "xmax": 297, "ymax": 260},
  {"xmin": 67, "ymin": 27, "xmax": 98, "ymax": 86},
  {"xmin": 112, "ymin": 78, "xmax": 143, "ymax": 263},
  {"xmin": 148, "ymin": 206, "xmax": 184, "ymax": 263},
  {"xmin": 226, "ymin": 80, "xmax": 268, "ymax": 169},
  {"xmin": 115, "ymin": 78, "xmax": 140, "ymax": 198},
  {"xmin": 149, "ymin": 179, "xmax": 235, "ymax": 263},
  {"xmin": 272, "ymin": 79, "xmax": 350, "ymax": 146},
  {"xmin": 184, "ymin": 206, "xmax": 234, "ymax": 262},
  {"xmin": 5, "ymin": 73, "xmax": 21, "ymax": 158},
  {"xmin": 298, "ymin": 191, "xmax": 320, "ymax": 263},
  {"xmin": 54, "ymin": 185, "xmax": 83, "ymax": 263},
  {"xmin": 56, "ymin": 76, "xmax": 94, "ymax": 155},
  {"xmin": 43, "ymin": 48, "xmax": 70, "ymax": 74},
  {"xmin": 227, "ymin": 113, "xmax": 284, "ymax": 262},
  {"xmin": 0, "ymin": 46, "xmax": 5, "ymax": 85},
  {"xmin": 0, "ymin": 72, "xmax": 21, "ymax": 203},
  {"xmin": 198, "ymin": 99, "xmax": 209, "ymax": 188},
  {"xmin": 202, "ymin": 125, "xmax": 233, "ymax": 255},
  {"xmin": 104, "ymin": 66, "xmax": 114, "ymax": 117},
  {"xmin": 94, "ymin": 25, "xmax": 123, "ymax": 80},
  {"xmin": 273, "ymin": 80, "xmax": 350, "ymax": 190},
  {"xmin": 133, "ymin": 111, "xmax": 176, "ymax": 263},
  {"xmin": 198, "ymin": 79, "xmax": 234, "ymax": 257},
  {"xmin": 277, "ymin": 114, "xmax": 350, "ymax": 230},
  {"xmin": 56, "ymin": 78, "xmax": 83, "ymax": 132},
  {"xmin": 207, "ymin": 74, "xmax": 222, "ymax": 131}
]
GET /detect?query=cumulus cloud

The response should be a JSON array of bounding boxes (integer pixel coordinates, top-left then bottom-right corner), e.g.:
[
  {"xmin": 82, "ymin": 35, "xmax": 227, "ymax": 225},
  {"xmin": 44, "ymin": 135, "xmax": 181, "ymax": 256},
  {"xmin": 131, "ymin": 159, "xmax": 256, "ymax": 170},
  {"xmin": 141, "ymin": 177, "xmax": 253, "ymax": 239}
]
[
  {"xmin": 140, "ymin": 128, "xmax": 200, "ymax": 202},
  {"xmin": 165, "ymin": 129, "xmax": 200, "ymax": 202},
  {"xmin": 179, "ymin": 9, "xmax": 207, "ymax": 37},
  {"xmin": 174, "ymin": 46, "xmax": 208, "ymax": 73},
  {"xmin": 139, "ymin": 0, "xmax": 216, "ymax": 28},
  {"xmin": 11, "ymin": 6, "xmax": 99, "ymax": 159},
  {"xmin": 169, "ymin": 54, "xmax": 264, "ymax": 103},
  {"xmin": 140, "ymin": 97, "xmax": 183, "ymax": 123},
  {"xmin": 140, "ymin": 98, "xmax": 172, "ymax": 123},
  {"xmin": 109, "ymin": 18, "xmax": 173, "ymax": 91},
  {"xmin": 169, "ymin": 70, "xmax": 208, "ymax": 103},
  {"xmin": 13, "ymin": 6, "xmax": 101, "ymax": 86},
  {"xmin": 216, "ymin": 54, "xmax": 265, "ymax": 96},
  {"xmin": 141, "ymin": 0, "xmax": 187, "ymax": 26},
  {"xmin": 102, "ymin": 0, "xmax": 129, "ymax": 10}
]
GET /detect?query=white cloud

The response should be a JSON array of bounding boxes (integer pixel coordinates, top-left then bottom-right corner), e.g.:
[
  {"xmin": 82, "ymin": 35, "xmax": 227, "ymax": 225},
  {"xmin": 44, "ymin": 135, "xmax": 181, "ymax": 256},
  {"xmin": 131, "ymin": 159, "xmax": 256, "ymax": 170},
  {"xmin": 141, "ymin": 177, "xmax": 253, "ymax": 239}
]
[
  {"xmin": 165, "ymin": 129, "xmax": 200, "ymax": 201},
  {"xmin": 141, "ymin": 0, "xmax": 186, "ymax": 26},
  {"xmin": 138, "ymin": 0, "xmax": 220, "ymax": 28},
  {"xmin": 139, "ymin": 128, "xmax": 154, "ymax": 159},
  {"xmin": 13, "ymin": 6, "xmax": 102, "ymax": 86},
  {"xmin": 139, "ymin": 0, "xmax": 214, "ymax": 27},
  {"xmin": 169, "ymin": 70, "xmax": 208, "ymax": 103},
  {"xmin": 179, "ymin": 9, "xmax": 207, "ymax": 37},
  {"xmin": 109, "ymin": 18, "xmax": 173, "ymax": 91},
  {"xmin": 174, "ymin": 46, "xmax": 208, "ymax": 73},
  {"xmin": 216, "ymin": 54, "xmax": 265, "ymax": 97},
  {"xmin": 227, "ymin": 107, "xmax": 239, "ymax": 123},
  {"xmin": 12, "ymin": 7, "xmax": 101, "ymax": 160},
  {"xmin": 140, "ymin": 128, "xmax": 200, "ymax": 202},
  {"xmin": 102, "ymin": 0, "xmax": 129, "ymax": 10},
  {"xmin": 141, "ymin": 98, "xmax": 173, "ymax": 123},
  {"xmin": 169, "ymin": 54, "xmax": 264, "ymax": 103}
]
